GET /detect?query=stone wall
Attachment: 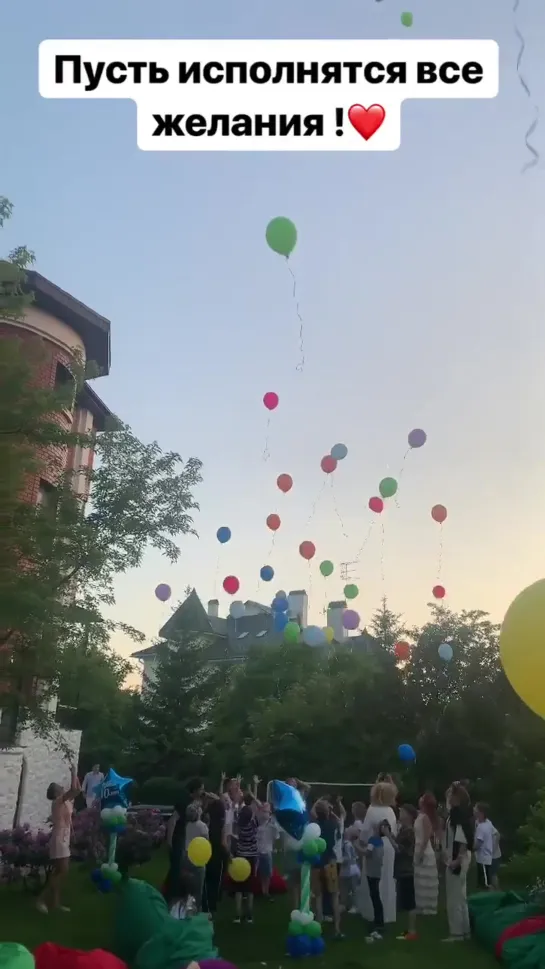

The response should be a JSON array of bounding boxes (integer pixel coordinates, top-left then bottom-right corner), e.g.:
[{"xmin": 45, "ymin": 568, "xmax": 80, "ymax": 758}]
[{"xmin": 0, "ymin": 726, "xmax": 82, "ymax": 831}]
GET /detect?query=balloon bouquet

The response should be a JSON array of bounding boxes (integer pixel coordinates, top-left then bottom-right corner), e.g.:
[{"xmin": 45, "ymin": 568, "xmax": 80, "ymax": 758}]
[
  {"xmin": 91, "ymin": 769, "xmax": 133, "ymax": 893},
  {"xmin": 270, "ymin": 781, "xmax": 326, "ymax": 958}
]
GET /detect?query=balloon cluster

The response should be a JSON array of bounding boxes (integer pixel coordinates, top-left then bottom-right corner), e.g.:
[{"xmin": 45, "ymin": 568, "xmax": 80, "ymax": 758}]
[
  {"xmin": 101, "ymin": 805, "xmax": 128, "ymax": 833},
  {"xmin": 91, "ymin": 861, "xmax": 122, "ymax": 893}
]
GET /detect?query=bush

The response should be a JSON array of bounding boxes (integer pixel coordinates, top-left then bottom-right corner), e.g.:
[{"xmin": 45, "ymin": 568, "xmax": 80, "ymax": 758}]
[
  {"xmin": 138, "ymin": 777, "xmax": 186, "ymax": 806},
  {"xmin": 505, "ymin": 788, "xmax": 545, "ymax": 890},
  {"xmin": 0, "ymin": 825, "xmax": 50, "ymax": 888}
]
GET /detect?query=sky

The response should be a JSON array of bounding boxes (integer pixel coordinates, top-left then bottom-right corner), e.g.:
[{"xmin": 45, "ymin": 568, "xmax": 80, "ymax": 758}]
[{"xmin": 2, "ymin": 0, "xmax": 545, "ymax": 668}]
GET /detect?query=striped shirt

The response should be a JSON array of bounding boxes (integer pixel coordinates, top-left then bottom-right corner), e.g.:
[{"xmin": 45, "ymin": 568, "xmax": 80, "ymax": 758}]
[{"xmin": 237, "ymin": 807, "xmax": 258, "ymax": 857}]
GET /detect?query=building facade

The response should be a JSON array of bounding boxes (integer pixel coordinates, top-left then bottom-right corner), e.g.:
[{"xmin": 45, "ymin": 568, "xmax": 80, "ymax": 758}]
[{"xmin": 0, "ymin": 270, "xmax": 112, "ymax": 829}]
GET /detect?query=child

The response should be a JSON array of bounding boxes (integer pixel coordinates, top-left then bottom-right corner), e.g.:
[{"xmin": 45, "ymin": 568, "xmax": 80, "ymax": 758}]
[
  {"xmin": 340, "ymin": 827, "xmax": 361, "ymax": 914},
  {"xmin": 363, "ymin": 822, "xmax": 387, "ymax": 942},
  {"xmin": 184, "ymin": 803, "xmax": 209, "ymax": 910},
  {"xmin": 310, "ymin": 799, "xmax": 344, "ymax": 940},
  {"xmin": 474, "ymin": 803, "xmax": 499, "ymax": 890},
  {"xmin": 256, "ymin": 802, "xmax": 279, "ymax": 900},
  {"xmin": 233, "ymin": 792, "xmax": 259, "ymax": 924},
  {"xmin": 394, "ymin": 804, "xmax": 418, "ymax": 941},
  {"xmin": 169, "ymin": 871, "xmax": 198, "ymax": 920},
  {"xmin": 37, "ymin": 765, "xmax": 80, "ymax": 914}
]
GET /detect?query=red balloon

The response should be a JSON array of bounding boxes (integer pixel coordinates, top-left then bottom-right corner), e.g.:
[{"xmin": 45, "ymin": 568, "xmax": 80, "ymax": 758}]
[
  {"xmin": 263, "ymin": 392, "xmax": 279, "ymax": 411},
  {"xmin": 299, "ymin": 541, "xmax": 316, "ymax": 561},
  {"xmin": 431, "ymin": 504, "xmax": 447, "ymax": 525},
  {"xmin": 433, "ymin": 584, "xmax": 446, "ymax": 600},
  {"xmin": 223, "ymin": 575, "xmax": 240, "ymax": 595},
  {"xmin": 321, "ymin": 455, "xmax": 337, "ymax": 474},
  {"xmin": 277, "ymin": 473, "xmax": 293, "ymax": 494},
  {"xmin": 369, "ymin": 496, "xmax": 384, "ymax": 514},
  {"xmin": 266, "ymin": 513, "xmax": 281, "ymax": 531},
  {"xmin": 394, "ymin": 641, "xmax": 411, "ymax": 661}
]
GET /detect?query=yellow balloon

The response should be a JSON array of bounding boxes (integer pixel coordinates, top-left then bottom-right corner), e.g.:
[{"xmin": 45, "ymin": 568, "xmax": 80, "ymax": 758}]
[
  {"xmin": 187, "ymin": 836, "xmax": 212, "ymax": 867},
  {"xmin": 229, "ymin": 857, "xmax": 251, "ymax": 882},
  {"xmin": 324, "ymin": 626, "xmax": 335, "ymax": 643},
  {"xmin": 500, "ymin": 579, "xmax": 545, "ymax": 719}
]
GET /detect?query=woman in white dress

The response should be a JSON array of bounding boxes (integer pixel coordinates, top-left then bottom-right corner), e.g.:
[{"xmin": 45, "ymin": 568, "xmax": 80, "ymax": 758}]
[
  {"xmin": 442, "ymin": 782, "xmax": 473, "ymax": 942},
  {"xmin": 414, "ymin": 792, "xmax": 439, "ymax": 916},
  {"xmin": 356, "ymin": 780, "xmax": 398, "ymax": 925}
]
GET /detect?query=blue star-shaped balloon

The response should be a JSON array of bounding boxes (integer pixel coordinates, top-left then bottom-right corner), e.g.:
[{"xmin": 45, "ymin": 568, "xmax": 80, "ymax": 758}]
[
  {"xmin": 93, "ymin": 768, "xmax": 133, "ymax": 809},
  {"xmin": 270, "ymin": 780, "xmax": 308, "ymax": 841}
]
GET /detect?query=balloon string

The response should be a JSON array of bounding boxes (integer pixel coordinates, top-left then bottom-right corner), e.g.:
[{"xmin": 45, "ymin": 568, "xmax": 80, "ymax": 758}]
[
  {"xmin": 306, "ymin": 480, "xmax": 326, "ymax": 527},
  {"xmin": 514, "ymin": 0, "xmax": 539, "ymax": 172},
  {"xmin": 436, "ymin": 525, "xmax": 444, "ymax": 581},
  {"xmin": 398, "ymin": 447, "xmax": 411, "ymax": 481},
  {"xmin": 307, "ymin": 560, "xmax": 313, "ymax": 613},
  {"xmin": 330, "ymin": 477, "xmax": 349, "ymax": 540},
  {"xmin": 213, "ymin": 552, "xmax": 220, "ymax": 597},
  {"xmin": 287, "ymin": 262, "xmax": 305, "ymax": 373},
  {"xmin": 263, "ymin": 416, "xmax": 271, "ymax": 461},
  {"xmin": 380, "ymin": 521, "xmax": 386, "ymax": 588},
  {"xmin": 355, "ymin": 520, "xmax": 375, "ymax": 561}
]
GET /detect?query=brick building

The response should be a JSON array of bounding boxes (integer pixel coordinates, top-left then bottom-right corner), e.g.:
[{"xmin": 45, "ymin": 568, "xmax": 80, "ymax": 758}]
[{"xmin": 0, "ymin": 272, "xmax": 113, "ymax": 829}]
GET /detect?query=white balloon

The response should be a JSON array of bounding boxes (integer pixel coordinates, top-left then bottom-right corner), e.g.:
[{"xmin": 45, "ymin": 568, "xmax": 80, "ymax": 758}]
[
  {"xmin": 300, "ymin": 912, "xmax": 315, "ymax": 925},
  {"xmin": 302, "ymin": 822, "xmax": 321, "ymax": 843},
  {"xmin": 100, "ymin": 808, "xmax": 113, "ymax": 821},
  {"xmin": 290, "ymin": 910, "xmax": 304, "ymax": 923},
  {"xmin": 230, "ymin": 600, "xmax": 246, "ymax": 619},
  {"xmin": 112, "ymin": 805, "xmax": 126, "ymax": 816}
]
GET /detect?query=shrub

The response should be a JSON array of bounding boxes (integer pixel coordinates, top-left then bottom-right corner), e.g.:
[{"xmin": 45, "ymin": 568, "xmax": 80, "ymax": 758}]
[
  {"xmin": 138, "ymin": 777, "xmax": 186, "ymax": 806},
  {"xmin": 505, "ymin": 788, "xmax": 545, "ymax": 889},
  {"xmin": 0, "ymin": 825, "xmax": 50, "ymax": 888}
]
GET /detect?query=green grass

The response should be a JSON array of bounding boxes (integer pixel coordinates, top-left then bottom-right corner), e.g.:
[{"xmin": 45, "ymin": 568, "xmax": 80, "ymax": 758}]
[{"xmin": 0, "ymin": 854, "xmax": 497, "ymax": 969}]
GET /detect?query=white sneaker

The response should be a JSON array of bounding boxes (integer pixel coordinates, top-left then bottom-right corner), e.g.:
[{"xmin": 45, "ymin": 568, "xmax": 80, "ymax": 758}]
[
  {"xmin": 323, "ymin": 916, "xmax": 333, "ymax": 923},
  {"xmin": 348, "ymin": 907, "xmax": 358, "ymax": 914},
  {"xmin": 36, "ymin": 902, "xmax": 48, "ymax": 914}
]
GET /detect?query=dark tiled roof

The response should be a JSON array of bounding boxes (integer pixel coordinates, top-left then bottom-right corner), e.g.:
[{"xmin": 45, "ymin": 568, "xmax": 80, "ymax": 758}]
[{"xmin": 158, "ymin": 588, "xmax": 215, "ymax": 639}]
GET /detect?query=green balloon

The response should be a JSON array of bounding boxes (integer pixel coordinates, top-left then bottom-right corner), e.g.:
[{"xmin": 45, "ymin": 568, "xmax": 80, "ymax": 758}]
[
  {"xmin": 305, "ymin": 920, "xmax": 322, "ymax": 938},
  {"xmin": 344, "ymin": 583, "xmax": 359, "ymax": 600},
  {"xmin": 379, "ymin": 476, "xmax": 398, "ymax": 499},
  {"xmin": 400, "ymin": 11, "xmax": 413, "ymax": 26},
  {"xmin": 303, "ymin": 838, "xmax": 319, "ymax": 857},
  {"xmin": 319, "ymin": 560, "xmax": 334, "ymax": 577},
  {"xmin": 315, "ymin": 836, "xmax": 326, "ymax": 854},
  {"xmin": 288, "ymin": 920, "xmax": 304, "ymax": 936},
  {"xmin": 284, "ymin": 621, "xmax": 300, "ymax": 644},
  {"xmin": 266, "ymin": 217, "xmax": 297, "ymax": 257}
]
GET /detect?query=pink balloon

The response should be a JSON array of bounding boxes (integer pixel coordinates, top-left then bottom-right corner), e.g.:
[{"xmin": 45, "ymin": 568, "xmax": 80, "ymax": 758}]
[
  {"xmin": 263, "ymin": 392, "xmax": 279, "ymax": 411},
  {"xmin": 369, "ymin": 496, "xmax": 384, "ymax": 514},
  {"xmin": 343, "ymin": 609, "xmax": 360, "ymax": 630},
  {"xmin": 431, "ymin": 504, "xmax": 447, "ymax": 525},
  {"xmin": 223, "ymin": 575, "xmax": 240, "ymax": 595},
  {"xmin": 321, "ymin": 455, "xmax": 337, "ymax": 474},
  {"xmin": 299, "ymin": 541, "xmax": 316, "ymax": 561},
  {"xmin": 433, "ymin": 584, "xmax": 446, "ymax": 600}
]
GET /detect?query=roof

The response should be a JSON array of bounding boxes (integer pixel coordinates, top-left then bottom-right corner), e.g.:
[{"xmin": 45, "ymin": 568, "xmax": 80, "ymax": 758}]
[
  {"xmin": 77, "ymin": 382, "xmax": 114, "ymax": 432},
  {"xmin": 26, "ymin": 270, "xmax": 111, "ymax": 375}
]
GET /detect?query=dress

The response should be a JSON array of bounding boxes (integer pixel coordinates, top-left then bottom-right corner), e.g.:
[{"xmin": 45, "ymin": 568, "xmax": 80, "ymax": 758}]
[
  {"xmin": 49, "ymin": 797, "xmax": 73, "ymax": 860},
  {"xmin": 413, "ymin": 813, "xmax": 438, "ymax": 915},
  {"xmin": 443, "ymin": 821, "xmax": 471, "ymax": 939},
  {"xmin": 356, "ymin": 805, "xmax": 397, "ymax": 924}
]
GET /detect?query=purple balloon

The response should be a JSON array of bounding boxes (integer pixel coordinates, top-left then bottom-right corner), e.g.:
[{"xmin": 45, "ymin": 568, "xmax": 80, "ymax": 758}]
[
  {"xmin": 408, "ymin": 428, "xmax": 427, "ymax": 449},
  {"xmin": 155, "ymin": 583, "xmax": 171, "ymax": 602},
  {"xmin": 343, "ymin": 609, "xmax": 360, "ymax": 630}
]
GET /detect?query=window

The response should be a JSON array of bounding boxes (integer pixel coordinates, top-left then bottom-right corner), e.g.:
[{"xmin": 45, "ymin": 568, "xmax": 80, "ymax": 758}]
[
  {"xmin": 37, "ymin": 479, "xmax": 57, "ymax": 511},
  {"xmin": 54, "ymin": 361, "xmax": 75, "ymax": 410}
]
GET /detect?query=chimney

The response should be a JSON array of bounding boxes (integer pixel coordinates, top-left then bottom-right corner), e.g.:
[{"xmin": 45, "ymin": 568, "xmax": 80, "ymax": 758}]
[
  {"xmin": 207, "ymin": 599, "xmax": 219, "ymax": 618},
  {"xmin": 288, "ymin": 589, "xmax": 308, "ymax": 628},
  {"xmin": 327, "ymin": 600, "xmax": 347, "ymax": 643}
]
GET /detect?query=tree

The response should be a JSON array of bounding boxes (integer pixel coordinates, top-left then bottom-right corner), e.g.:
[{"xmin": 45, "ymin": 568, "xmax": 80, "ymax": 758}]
[
  {"xmin": 133, "ymin": 634, "xmax": 222, "ymax": 780},
  {"xmin": 0, "ymin": 198, "xmax": 203, "ymax": 741},
  {"xmin": 369, "ymin": 596, "xmax": 406, "ymax": 652}
]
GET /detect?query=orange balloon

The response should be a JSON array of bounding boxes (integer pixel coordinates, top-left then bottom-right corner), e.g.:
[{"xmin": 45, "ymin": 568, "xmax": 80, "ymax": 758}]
[
  {"xmin": 299, "ymin": 541, "xmax": 316, "ymax": 561},
  {"xmin": 431, "ymin": 504, "xmax": 447, "ymax": 524},
  {"xmin": 277, "ymin": 474, "xmax": 293, "ymax": 494},
  {"xmin": 267, "ymin": 513, "xmax": 281, "ymax": 531}
]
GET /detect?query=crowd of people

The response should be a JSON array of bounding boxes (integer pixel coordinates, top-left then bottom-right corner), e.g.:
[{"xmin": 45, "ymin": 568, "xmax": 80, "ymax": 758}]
[{"xmin": 163, "ymin": 771, "xmax": 502, "ymax": 944}]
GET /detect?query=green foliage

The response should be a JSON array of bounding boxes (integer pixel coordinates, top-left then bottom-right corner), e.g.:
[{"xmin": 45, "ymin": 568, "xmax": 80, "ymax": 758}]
[
  {"xmin": 138, "ymin": 776, "xmax": 188, "ymax": 806},
  {"xmin": 506, "ymin": 785, "xmax": 545, "ymax": 885}
]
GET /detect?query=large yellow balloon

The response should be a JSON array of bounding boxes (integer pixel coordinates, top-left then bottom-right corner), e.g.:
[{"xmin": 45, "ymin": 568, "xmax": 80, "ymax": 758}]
[
  {"xmin": 187, "ymin": 837, "xmax": 212, "ymax": 867},
  {"xmin": 500, "ymin": 579, "xmax": 545, "ymax": 719},
  {"xmin": 228, "ymin": 857, "xmax": 251, "ymax": 882}
]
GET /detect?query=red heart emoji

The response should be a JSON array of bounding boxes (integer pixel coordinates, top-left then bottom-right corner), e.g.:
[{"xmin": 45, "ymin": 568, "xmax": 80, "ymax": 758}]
[{"xmin": 348, "ymin": 104, "xmax": 386, "ymax": 141}]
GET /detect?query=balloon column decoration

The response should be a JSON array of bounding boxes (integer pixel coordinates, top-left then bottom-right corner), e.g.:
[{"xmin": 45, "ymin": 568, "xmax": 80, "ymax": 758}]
[
  {"xmin": 270, "ymin": 782, "xmax": 325, "ymax": 958},
  {"xmin": 91, "ymin": 769, "xmax": 132, "ymax": 893}
]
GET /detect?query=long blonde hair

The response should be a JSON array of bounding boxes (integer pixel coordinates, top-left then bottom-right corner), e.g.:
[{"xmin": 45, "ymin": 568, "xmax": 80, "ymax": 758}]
[{"xmin": 370, "ymin": 782, "xmax": 397, "ymax": 807}]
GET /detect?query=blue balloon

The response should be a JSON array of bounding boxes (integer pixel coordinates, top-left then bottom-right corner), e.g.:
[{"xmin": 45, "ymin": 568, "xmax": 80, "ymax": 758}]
[
  {"xmin": 91, "ymin": 868, "xmax": 103, "ymax": 884},
  {"xmin": 94, "ymin": 768, "xmax": 133, "ymax": 810},
  {"xmin": 398, "ymin": 743, "xmax": 416, "ymax": 763},
  {"xmin": 369, "ymin": 835, "xmax": 383, "ymax": 848},
  {"xmin": 302, "ymin": 625, "xmax": 326, "ymax": 647},
  {"xmin": 271, "ymin": 780, "xmax": 308, "ymax": 841},
  {"xmin": 98, "ymin": 877, "xmax": 113, "ymax": 893},
  {"xmin": 287, "ymin": 935, "xmax": 312, "ymax": 958},
  {"xmin": 272, "ymin": 596, "xmax": 289, "ymax": 613},
  {"xmin": 216, "ymin": 526, "xmax": 231, "ymax": 544},
  {"xmin": 331, "ymin": 443, "xmax": 348, "ymax": 461},
  {"xmin": 438, "ymin": 642, "xmax": 453, "ymax": 662},
  {"xmin": 310, "ymin": 937, "xmax": 326, "ymax": 956},
  {"xmin": 274, "ymin": 611, "xmax": 289, "ymax": 632},
  {"xmin": 260, "ymin": 565, "xmax": 274, "ymax": 582}
]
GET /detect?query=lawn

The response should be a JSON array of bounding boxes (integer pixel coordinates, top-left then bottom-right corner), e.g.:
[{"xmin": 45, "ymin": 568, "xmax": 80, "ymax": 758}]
[{"xmin": 0, "ymin": 853, "xmax": 497, "ymax": 969}]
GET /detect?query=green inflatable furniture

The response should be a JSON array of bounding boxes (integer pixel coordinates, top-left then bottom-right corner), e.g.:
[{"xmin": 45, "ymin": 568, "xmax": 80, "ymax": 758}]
[
  {"xmin": 112, "ymin": 879, "xmax": 169, "ymax": 963},
  {"xmin": 0, "ymin": 945, "xmax": 34, "ymax": 969},
  {"xmin": 469, "ymin": 893, "xmax": 542, "ymax": 954},
  {"xmin": 502, "ymin": 931, "xmax": 545, "ymax": 969},
  {"xmin": 134, "ymin": 914, "xmax": 218, "ymax": 969}
]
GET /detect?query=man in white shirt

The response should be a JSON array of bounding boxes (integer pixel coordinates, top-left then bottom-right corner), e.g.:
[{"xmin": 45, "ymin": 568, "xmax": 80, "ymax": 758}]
[
  {"xmin": 474, "ymin": 802, "xmax": 497, "ymax": 889},
  {"xmin": 81, "ymin": 764, "xmax": 104, "ymax": 809}
]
